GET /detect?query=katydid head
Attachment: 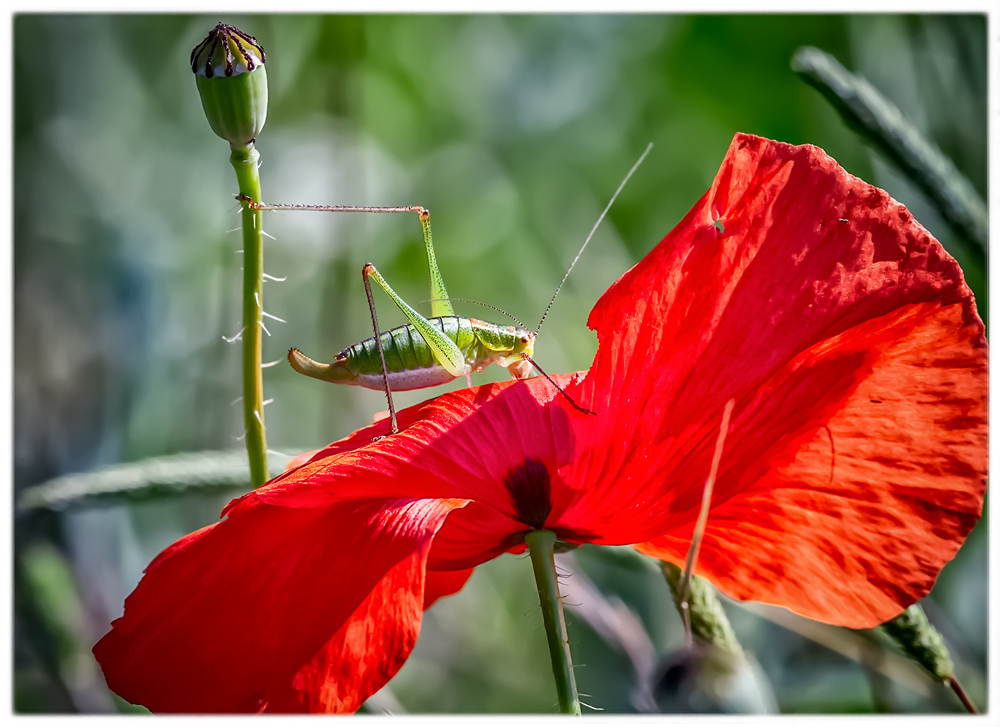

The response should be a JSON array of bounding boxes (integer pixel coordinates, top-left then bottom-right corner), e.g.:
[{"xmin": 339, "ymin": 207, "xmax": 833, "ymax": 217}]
[{"xmin": 505, "ymin": 329, "xmax": 537, "ymax": 379}]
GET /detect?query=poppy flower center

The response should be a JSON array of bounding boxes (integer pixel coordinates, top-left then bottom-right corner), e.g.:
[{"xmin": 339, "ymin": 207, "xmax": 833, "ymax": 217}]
[{"xmin": 503, "ymin": 458, "xmax": 552, "ymax": 529}]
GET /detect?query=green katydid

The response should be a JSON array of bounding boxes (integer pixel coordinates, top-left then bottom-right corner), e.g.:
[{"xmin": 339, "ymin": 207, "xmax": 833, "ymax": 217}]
[{"xmin": 239, "ymin": 143, "xmax": 652, "ymax": 435}]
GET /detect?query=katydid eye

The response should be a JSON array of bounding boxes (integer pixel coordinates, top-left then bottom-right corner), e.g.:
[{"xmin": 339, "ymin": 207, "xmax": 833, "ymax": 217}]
[{"xmin": 520, "ymin": 336, "xmax": 529, "ymax": 344}]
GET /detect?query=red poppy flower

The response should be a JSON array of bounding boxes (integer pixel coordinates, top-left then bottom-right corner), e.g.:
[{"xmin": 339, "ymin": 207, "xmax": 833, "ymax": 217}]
[{"xmin": 93, "ymin": 134, "xmax": 986, "ymax": 713}]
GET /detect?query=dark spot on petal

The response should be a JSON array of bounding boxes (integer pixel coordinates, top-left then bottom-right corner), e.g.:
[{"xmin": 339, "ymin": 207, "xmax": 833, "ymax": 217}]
[{"xmin": 504, "ymin": 458, "xmax": 552, "ymax": 529}]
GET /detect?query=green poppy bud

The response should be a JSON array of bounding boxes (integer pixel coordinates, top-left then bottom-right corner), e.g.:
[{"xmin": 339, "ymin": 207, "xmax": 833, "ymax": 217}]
[{"xmin": 191, "ymin": 23, "xmax": 268, "ymax": 150}]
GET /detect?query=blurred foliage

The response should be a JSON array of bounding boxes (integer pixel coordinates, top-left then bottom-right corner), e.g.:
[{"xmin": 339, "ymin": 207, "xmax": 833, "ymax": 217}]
[{"xmin": 13, "ymin": 13, "xmax": 987, "ymax": 714}]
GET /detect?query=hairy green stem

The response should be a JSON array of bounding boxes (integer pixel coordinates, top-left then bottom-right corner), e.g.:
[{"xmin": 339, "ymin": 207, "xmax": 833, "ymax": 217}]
[
  {"xmin": 525, "ymin": 529, "xmax": 580, "ymax": 715},
  {"xmin": 230, "ymin": 144, "xmax": 268, "ymax": 488}
]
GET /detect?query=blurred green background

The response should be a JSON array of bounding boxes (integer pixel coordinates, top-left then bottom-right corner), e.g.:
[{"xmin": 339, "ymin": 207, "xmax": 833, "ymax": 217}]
[{"xmin": 13, "ymin": 14, "xmax": 987, "ymax": 714}]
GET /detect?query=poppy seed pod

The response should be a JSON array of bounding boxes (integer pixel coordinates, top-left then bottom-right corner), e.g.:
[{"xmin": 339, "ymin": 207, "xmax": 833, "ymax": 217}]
[{"xmin": 191, "ymin": 23, "xmax": 268, "ymax": 149}]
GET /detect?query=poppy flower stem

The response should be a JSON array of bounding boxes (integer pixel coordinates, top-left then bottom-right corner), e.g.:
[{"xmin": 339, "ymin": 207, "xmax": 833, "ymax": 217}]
[
  {"xmin": 231, "ymin": 144, "xmax": 269, "ymax": 488},
  {"xmin": 525, "ymin": 529, "xmax": 581, "ymax": 715}
]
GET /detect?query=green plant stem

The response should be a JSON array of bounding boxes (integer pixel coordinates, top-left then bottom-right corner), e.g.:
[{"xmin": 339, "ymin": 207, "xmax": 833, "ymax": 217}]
[
  {"xmin": 525, "ymin": 529, "xmax": 580, "ymax": 716},
  {"xmin": 230, "ymin": 143, "xmax": 268, "ymax": 488}
]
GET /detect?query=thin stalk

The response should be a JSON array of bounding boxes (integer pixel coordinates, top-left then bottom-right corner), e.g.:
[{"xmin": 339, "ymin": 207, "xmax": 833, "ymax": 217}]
[
  {"xmin": 525, "ymin": 529, "xmax": 581, "ymax": 716},
  {"xmin": 677, "ymin": 398, "xmax": 735, "ymax": 645},
  {"xmin": 230, "ymin": 144, "xmax": 268, "ymax": 488},
  {"xmin": 947, "ymin": 677, "xmax": 977, "ymax": 714}
]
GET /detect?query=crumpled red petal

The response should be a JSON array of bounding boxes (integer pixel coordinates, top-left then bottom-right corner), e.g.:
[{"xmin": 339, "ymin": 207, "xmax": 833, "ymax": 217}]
[
  {"xmin": 560, "ymin": 133, "xmax": 986, "ymax": 626},
  {"xmin": 260, "ymin": 543, "xmax": 432, "ymax": 712},
  {"xmin": 256, "ymin": 375, "xmax": 589, "ymax": 566},
  {"xmin": 282, "ymin": 448, "xmax": 323, "ymax": 472},
  {"xmin": 93, "ymin": 495, "xmax": 467, "ymax": 713}
]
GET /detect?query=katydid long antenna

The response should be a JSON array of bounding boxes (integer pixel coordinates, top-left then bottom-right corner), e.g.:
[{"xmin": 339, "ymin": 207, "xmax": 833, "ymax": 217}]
[
  {"xmin": 426, "ymin": 298, "xmax": 526, "ymax": 329},
  {"xmin": 535, "ymin": 142, "xmax": 654, "ymax": 337}
]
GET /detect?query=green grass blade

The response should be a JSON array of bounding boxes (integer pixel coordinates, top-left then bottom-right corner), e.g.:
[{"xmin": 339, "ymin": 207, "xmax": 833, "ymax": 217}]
[
  {"xmin": 792, "ymin": 46, "xmax": 986, "ymax": 252},
  {"xmin": 879, "ymin": 603, "xmax": 953, "ymax": 681},
  {"xmin": 879, "ymin": 603, "xmax": 978, "ymax": 713},
  {"xmin": 18, "ymin": 449, "xmax": 300, "ymax": 512}
]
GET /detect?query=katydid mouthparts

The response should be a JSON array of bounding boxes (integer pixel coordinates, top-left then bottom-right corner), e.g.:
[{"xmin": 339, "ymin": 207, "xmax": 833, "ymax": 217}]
[{"xmin": 239, "ymin": 143, "xmax": 652, "ymax": 435}]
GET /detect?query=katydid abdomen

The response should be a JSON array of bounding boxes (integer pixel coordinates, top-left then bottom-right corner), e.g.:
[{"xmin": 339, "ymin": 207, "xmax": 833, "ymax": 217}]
[{"xmin": 288, "ymin": 315, "xmax": 536, "ymax": 392}]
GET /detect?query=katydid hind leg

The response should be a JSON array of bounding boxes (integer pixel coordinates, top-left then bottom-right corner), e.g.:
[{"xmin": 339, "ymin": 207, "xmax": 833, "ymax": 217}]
[
  {"xmin": 241, "ymin": 195, "xmax": 455, "ymax": 319},
  {"xmin": 416, "ymin": 209, "xmax": 455, "ymax": 319}
]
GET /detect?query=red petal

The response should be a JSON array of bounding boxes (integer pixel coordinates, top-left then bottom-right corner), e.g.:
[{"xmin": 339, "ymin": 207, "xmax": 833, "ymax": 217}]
[
  {"xmin": 261, "ymin": 545, "xmax": 432, "ymax": 713},
  {"xmin": 248, "ymin": 375, "xmax": 586, "ymax": 544},
  {"xmin": 563, "ymin": 133, "xmax": 985, "ymax": 625},
  {"xmin": 282, "ymin": 448, "xmax": 322, "ymax": 472},
  {"xmin": 93, "ymin": 496, "xmax": 466, "ymax": 713},
  {"xmin": 636, "ymin": 300, "xmax": 985, "ymax": 626}
]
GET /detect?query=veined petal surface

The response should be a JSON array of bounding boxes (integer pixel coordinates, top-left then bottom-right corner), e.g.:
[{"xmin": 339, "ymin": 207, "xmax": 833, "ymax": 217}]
[{"xmin": 559, "ymin": 134, "xmax": 985, "ymax": 626}]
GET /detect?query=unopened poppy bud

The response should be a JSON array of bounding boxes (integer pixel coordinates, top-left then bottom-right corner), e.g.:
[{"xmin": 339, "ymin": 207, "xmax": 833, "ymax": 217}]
[{"xmin": 191, "ymin": 23, "xmax": 268, "ymax": 149}]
